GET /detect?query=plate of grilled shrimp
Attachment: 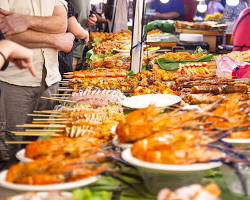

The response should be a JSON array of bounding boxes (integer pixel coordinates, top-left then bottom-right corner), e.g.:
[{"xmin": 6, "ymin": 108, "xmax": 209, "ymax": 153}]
[{"xmin": 0, "ymin": 170, "xmax": 100, "ymax": 191}]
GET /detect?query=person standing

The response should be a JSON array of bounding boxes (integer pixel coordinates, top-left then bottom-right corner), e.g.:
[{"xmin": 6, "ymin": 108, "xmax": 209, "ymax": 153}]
[
  {"xmin": 104, "ymin": 0, "xmax": 128, "ymax": 33},
  {"xmin": 0, "ymin": 0, "xmax": 74, "ymax": 161},
  {"xmin": 0, "ymin": 36, "xmax": 36, "ymax": 168},
  {"xmin": 222, "ymin": 0, "xmax": 250, "ymax": 32},
  {"xmin": 150, "ymin": 0, "xmax": 185, "ymax": 20},
  {"xmin": 183, "ymin": 0, "xmax": 196, "ymax": 21},
  {"xmin": 71, "ymin": 0, "xmax": 97, "ymax": 70},
  {"xmin": 232, "ymin": 8, "xmax": 250, "ymax": 51},
  {"xmin": 207, "ymin": 0, "xmax": 224, "ymax": 15},
  {"xmin": 59, "ymin": 0, "xmax": 89, "ymax": 75}
]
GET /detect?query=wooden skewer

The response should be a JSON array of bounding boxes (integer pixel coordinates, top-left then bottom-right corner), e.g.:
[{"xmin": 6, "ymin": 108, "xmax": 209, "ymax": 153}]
[
  {"xmin": 64, "ymin": 72, "xmax": 73, "ymax": 74},
  {"xmin": 41, "ymin": 96, "xmax": 75, "ymax": 103},
  {"xmin": 33, "ymin": 110, "xmax": 61, "ymax": 113},
  {"xmin": 51, "ymin": 94, "xmax": 72, "ymax": 96},
  {"xmin": 25, "ymin": 129, "xmax": 64, "ymax": 132},
  {"xmin": 5, "ymin": 141, "xmax": 31, "ymax": 144},
  {"xmin": 57, "ymin": 88, "xmax": 74, "ymax": 91},
  {"xmin": 32, "ymin": 121, "xmax": 68, "ymax": 124},
  {"xmin": 63, "ymin": 75, "xmax": 73, "ymax": 78},
  {"xmin": 17, "ymin": 124, "xmax": 66, "ymax": 128},
  {"xmin": 33, "ymin": 118, "xmax": 67, "ymax": 121},
  {"xmin": 59, "ymin": 81, "xmax": 70, "ymax": 83},
  {"xmin": 12, "ymin": 132, "xmax": 61, "ymax": 136},
  {"xmin": 27, "ymin": 114, "xmax": 60, "ymax": 117}
]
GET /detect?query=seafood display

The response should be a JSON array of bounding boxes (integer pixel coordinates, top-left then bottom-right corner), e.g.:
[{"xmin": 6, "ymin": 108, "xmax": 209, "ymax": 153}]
[
  {"xmin": 25, "ymin": 136, "xmax": 105, "ymax": 160},
  {"xmin": 117, "ymin": 94, "xmax": 250, "ymax": 144},
  {"xmin": 155, "ymin": 52, "xmax": 207, "ymax": 62},
  {"xmin": 157, "ymin": 183, "xmax": 221, "ymax": 200},
  {"xmin": 178, "ymin": 62, "xmax": 213, "ymax": 77},
  {"xmin": 131, "ymin": 131, "xmax": 225, "ymax": 164},
  {"xmin": 70, "ymin": 88, "xmax": 126, "ymax": 106},
  {"xmin": 73, "ymin": 69, "xmax": 129, "ymax": 79},
  {"xmin": 2, "ymin": 28, "xmax": 250, "ymax": 200},
  {"xmin": 89, "ymin": 54, "xmax": 130, "ymax": 69},
  {"xmin": 6, "ymin": 151, "xmax": 112, "ymax": 185},
  {"xmin": 215, "ymin": 50, "xmax": 250, "ymax": 62}
]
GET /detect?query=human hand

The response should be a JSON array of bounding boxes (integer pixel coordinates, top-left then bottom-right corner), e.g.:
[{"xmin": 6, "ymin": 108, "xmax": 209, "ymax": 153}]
[
  {"xmin": 1, "ymin": 40, "xmax": 36, "ymax": 77},
  {"xmin": 87, "ymin": 14, "xmax": 97, "ymax": 27},
  {"xmin": 54, "ymin": 32, "xmax": 75, "ymax": 53},
  {"xmin": 0, "ymin": 8, "xmax": 29, "ymax": 36}
]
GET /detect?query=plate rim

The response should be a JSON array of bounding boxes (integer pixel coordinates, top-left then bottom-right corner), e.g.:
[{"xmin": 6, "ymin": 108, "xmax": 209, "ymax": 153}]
[
  {"xmin": 112, "ymin": 135, "xmax": 132, "ymax": 149},
  {"xmin": 222, "ymin": 138, "xmax": 250, "ymax": 144},
  {"xmin": 0, "ymin": 170, "xmax": 100, "ymax": 191},
  {"xmin": 122, "ymin": 148, "xmax": 222, "ymax": 171},
  {"xmin": 16, "ymin": 149, "xmax": 33, "ymax": 163},
  {"xmin": 122, "ymin": 94, "xmax": 182, "ymax": 109}
]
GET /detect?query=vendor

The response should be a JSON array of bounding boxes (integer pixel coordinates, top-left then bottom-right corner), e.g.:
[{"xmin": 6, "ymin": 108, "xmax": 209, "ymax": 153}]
[
  {"xmin": 232, "ymin": 8, "xmax": 250, "ymax": 51},
  {"xmin": 150, "ymin": 0, "xmax": 185, "ymax": 20},
  {"xmin": 222, "ymin": 0, "xmax": 250, "ymax": 33}
]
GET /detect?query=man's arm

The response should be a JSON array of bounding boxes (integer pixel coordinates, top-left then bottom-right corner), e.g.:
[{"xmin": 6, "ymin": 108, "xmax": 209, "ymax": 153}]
[
  {"xmin": 0, "ymin": 5, "xmax": 67, "ymax": 36},
  {"xmin": 155, "ymin": 12, "xmax": 180, "ymax": 19},
  {"xmin": 68, "ymin": 16, "xmax": 89, "ymax": 42},
  {"xmin": 6, "ymin": 30, "xmax": 75, "ymax": 53}
]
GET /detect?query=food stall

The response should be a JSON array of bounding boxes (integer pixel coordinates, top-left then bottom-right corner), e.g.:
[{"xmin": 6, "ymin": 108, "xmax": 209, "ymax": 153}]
[{"xmin": 1, "ymin": 0, "xmax": 250, "ymax": 200}]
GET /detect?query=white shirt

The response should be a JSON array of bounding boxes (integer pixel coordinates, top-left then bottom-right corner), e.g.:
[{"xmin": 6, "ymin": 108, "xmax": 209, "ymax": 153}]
[
  {"xmin": 207, "ymin": 2, "xmax": 224, "ymax": 14},
  {"xmin": 0, "ymin": 0, "xmax": 67, "ymax": 87}
]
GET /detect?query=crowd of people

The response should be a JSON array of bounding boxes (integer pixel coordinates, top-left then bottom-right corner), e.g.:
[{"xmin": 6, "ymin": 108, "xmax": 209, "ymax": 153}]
[{"xmin": 0, "ymin": 0, "xmax": 249, "ymax": 169}]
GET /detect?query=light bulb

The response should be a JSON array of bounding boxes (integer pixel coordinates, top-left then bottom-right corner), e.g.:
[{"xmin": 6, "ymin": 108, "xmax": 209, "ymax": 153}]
[
  {"xmin": 160, "ymin": 0, "xmax": 170, "ymax": 3},
  {"xmin": 197, "ymin": 1, "xmax": 207, "ymax": 13},
  {"xmin": 226, "ymin": 0, "xmax": 239, "ymax": 6}
]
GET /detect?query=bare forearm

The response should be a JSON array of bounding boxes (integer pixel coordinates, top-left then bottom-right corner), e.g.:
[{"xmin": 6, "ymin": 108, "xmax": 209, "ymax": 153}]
[
  {"xmin": 156, "ymin": 12, "xmax": 180, "ymax": 19},
  {"xmin": 6, "ymin": 30, "xmax": 56, "ymax": 49},
  {"xmin": 68, "ymin": 17, "xmax": 89, "ymax": 40},
  {"xmin": 0, "ymin": 40, "xmax": 12, "ymax": 68},
  {"xmin": 27, "ymin": 15, "xmax": 67, "ymax": 34}
]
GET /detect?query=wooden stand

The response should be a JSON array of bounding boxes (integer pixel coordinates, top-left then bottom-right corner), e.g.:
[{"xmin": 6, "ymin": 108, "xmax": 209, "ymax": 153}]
[{"xmin": 176, "ymin": 28, "xmax": 225, "ymax": 52}]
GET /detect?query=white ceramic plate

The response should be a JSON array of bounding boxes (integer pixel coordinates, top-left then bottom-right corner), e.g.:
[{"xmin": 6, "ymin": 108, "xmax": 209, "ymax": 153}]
[
  {"xmin": 146, "ymin": 37, "xmax": 161, "ymax": 43},
  {"xmin": 122, "ymin": 148, "xmax": 222, "ymax": 172},
  {"xmin": 8, "ymin": 192, "xmax": 72, "ymax": 200},
  {"xmin": 222, "ymin": 138, "xmax": 250, "ymax": 144},
  {"xmin": 114, "ymin": 40, "xmax": 131, "ymax": 44},
  {"xmin": 16, "ymin": 149, "xmax": 32, "ymax": 163},
  {"xmin": 122, "ymin": 94, "xmax": 181, "ymax": 109},
  {"xmin": 112, "ymin": 135, "xmax": 132, "ymax": 149},
  {"xmin": 0, "ymin": 170, "xmax": 100, "ymax": 191}
]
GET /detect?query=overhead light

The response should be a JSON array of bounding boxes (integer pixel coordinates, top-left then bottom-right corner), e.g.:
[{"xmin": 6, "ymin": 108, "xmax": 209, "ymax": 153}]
[
  {"xmin": 197, "ymin": 0, "xmax": 207, "ymax": 13},
  {"xmin": 160, "ymin": 0, "xmax": 170, "ymax": 3},
  {"xmin": 226, "ymin": 0, "xmax": 239, "ymax": 6}
]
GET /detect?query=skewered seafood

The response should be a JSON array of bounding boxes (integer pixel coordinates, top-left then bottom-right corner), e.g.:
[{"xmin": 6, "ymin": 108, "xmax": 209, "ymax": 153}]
[
  {"xmin": 65, "ymin": 124, "xmax": 114, "ymax": 139},
  {"xmin": 178, "ymin": 62, "xmax": 213, "ymax": 77},
  {"xmin": 68, "ymin": 77, "xmax": 125, "ymax": 91},
  {"xmin": 70, "ymin": 88, "xmax": 126, "ymax": 106},
  {"xmin": 182, "ymin": 93, "xmax": 249, "ymax": 105},
  {"xmin": 73, "ymin": 69, "xmax": 129, "ymax": 79},
  {"xmin": 190, "ymin": 85, "xmax": 248, "ymax": 95}
]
